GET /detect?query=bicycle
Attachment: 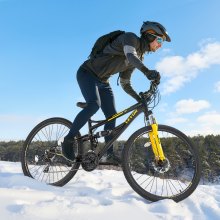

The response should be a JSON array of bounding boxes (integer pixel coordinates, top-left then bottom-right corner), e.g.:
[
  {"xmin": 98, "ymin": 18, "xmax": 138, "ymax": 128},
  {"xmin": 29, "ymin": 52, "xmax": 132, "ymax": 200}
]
[{"xmin": 21, "ymin": 82, "xmax": 201, "ymax": 202}]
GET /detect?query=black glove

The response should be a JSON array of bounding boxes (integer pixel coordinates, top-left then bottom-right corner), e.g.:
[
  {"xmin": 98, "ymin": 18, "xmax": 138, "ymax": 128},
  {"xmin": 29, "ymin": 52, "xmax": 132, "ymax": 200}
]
[{"xmin": 141, "ymin": 67, "xmax": 161, "ymax": 84}]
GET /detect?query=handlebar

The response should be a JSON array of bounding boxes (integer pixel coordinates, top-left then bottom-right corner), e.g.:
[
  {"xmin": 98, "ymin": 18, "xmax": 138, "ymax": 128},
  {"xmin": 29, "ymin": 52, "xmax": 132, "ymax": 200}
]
[
  {"xmin": 139, "ymin": 81, "xmax": 158, "ymax": 101},
  {"xmin": 138, "ymin": 81, "xmax": 160, "ymax": 109}
]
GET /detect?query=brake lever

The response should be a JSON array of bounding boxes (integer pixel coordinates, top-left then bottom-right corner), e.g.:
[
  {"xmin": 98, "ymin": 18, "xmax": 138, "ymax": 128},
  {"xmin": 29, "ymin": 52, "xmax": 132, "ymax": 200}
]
[
  {"xmin": 139, "ymin": 82, "xmax": 158, "ymax": 101},
  {"xmin": 150, "ymin": 81, "xmax": 158, "ymax": 90}
]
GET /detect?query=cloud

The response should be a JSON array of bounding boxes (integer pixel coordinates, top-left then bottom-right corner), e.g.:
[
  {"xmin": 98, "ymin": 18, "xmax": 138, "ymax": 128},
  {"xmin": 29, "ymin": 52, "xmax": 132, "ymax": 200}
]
[
  {"xmin": 162, "ymin": 99, "xmax": 211, "ymax": 134},
  {"xmin": 175, "ymin": 99, "xmax": 210, "ymax": 115},
  {"xmin": 164, "ymin": 111, "xmax": 220, "ymax": 136},
  {"xmin": 197, "ymin": 111, "xmax": 220, "ymax": 125},
  {"xmin": 165, "ymin": 117, "xmax": 188, "ymax": 125},
  {"xmin": 214, "ymin": 81, "xmax": 220, "ymax": 92},
  {"xmin": 156, "ymin": 41, "xmax": 220, "ymax": 94},
  {"xmin": 186, "ymin": 111, "xmax": 220, "ymax": 136}
]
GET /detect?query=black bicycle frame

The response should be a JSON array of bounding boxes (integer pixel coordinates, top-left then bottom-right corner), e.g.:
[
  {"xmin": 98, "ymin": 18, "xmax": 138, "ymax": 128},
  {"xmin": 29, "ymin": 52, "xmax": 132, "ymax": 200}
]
[{"xmin": 78, "ymin": 101, "xmax": 151, "ymax": 160}]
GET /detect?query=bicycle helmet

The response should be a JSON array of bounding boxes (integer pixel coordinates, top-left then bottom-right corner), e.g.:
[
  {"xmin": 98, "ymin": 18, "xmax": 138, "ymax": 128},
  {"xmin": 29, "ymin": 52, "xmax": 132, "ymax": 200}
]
[{"xmin": 140, "ymin": 21, "xmax": 171, "ymax": 42}]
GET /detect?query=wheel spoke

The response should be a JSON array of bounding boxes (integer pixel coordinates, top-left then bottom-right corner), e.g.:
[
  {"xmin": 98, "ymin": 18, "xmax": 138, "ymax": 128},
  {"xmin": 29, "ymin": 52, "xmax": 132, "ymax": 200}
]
[
  {"xmin": 123, "ymin": 125, "xmax": 201, "ymax": 202},
  {"xmin": 21, "ymin": 118, "xmax": 81, "ymax": 186}
]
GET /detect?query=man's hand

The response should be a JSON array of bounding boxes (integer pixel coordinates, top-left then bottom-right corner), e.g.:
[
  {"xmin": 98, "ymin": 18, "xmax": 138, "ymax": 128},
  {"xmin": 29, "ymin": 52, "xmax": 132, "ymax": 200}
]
[
  {"xmin": 140, "ymin": 67, "xmax": 161, "ymax": 84},
  {"xmin": 146, "ymin": 70, "xmax": 160, "ymax": 83}
]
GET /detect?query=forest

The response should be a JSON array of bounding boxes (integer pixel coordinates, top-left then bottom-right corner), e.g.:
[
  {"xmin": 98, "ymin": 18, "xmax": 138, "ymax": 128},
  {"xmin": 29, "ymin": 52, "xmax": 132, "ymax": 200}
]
[{"xmin": 0, "ymin": 134, "xmax": 220, "ymax": 184}]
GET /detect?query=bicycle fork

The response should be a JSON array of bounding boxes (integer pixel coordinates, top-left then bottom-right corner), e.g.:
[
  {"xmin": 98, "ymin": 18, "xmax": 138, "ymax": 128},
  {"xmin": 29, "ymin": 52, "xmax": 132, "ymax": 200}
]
[{"xmin": 148, "ymin": 115, "xmax": 166, "ymax": 162}]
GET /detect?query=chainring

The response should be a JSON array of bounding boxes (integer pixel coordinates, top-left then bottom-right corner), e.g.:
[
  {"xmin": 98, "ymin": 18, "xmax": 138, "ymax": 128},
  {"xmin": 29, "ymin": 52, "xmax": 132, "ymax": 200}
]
[{"xmin": 81, "ymin": 151, "xmax": 99, "ymax": 172}]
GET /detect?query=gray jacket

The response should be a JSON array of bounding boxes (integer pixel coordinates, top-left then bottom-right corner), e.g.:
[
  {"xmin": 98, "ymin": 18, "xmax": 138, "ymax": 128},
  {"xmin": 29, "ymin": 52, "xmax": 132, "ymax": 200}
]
[{"xmin": 81, "ymin": 32, "xmax": 150, "ymax": 101}]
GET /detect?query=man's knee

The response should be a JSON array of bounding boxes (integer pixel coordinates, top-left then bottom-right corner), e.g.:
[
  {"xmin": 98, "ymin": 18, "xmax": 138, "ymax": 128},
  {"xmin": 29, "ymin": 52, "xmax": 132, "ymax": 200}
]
[{"xmin": 87, "ymin": 101, "xmax": 100, "ymax": 113}]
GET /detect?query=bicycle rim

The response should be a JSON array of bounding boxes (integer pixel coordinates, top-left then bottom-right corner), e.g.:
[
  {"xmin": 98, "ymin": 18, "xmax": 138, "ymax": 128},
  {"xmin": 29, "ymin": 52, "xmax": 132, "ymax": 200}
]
[
  {"xmin": 122, "ymin": 125, "xmax": 201, "ymax": 202},
  {"xmin": 21, "ymin": 117, "xmax": 81, "ymax": 186}
]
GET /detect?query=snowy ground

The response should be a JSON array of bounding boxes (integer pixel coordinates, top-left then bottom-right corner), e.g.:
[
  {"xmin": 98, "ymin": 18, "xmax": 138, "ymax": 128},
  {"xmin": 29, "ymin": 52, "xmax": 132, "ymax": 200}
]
[{"xmin": 0, "ymin": 161, "xmax": 219, "ymax": 220}]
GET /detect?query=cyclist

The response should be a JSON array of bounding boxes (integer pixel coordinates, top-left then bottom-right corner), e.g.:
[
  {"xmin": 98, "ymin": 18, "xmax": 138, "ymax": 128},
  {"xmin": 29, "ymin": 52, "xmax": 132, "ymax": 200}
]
[{"xmin": 62, "ymin": 21, "xmax": 171, "ymax": 162}]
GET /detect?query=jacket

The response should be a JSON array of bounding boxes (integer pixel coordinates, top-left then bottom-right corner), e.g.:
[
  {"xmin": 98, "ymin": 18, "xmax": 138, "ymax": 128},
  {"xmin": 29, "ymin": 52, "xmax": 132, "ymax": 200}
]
[{"xmin": 81, "ymin": 32, "xmax": 150, "ymax": 101}]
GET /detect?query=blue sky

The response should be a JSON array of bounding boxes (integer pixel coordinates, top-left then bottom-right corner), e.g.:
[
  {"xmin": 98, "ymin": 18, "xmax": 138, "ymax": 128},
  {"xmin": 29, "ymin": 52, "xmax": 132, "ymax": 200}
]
[{"xmin": 0, "ymin": 0, "xmax": 220, "ymax": 140}]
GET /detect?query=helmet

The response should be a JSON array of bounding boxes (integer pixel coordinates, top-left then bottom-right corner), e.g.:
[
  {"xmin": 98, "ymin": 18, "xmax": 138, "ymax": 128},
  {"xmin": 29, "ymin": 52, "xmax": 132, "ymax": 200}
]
[{"xmin": 140, "ymin": 21, "xmax": 171, "ymax": 42}]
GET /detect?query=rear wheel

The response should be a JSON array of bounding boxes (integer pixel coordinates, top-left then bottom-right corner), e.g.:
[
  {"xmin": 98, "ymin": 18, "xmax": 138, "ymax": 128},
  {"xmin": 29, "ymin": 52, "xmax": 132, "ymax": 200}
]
[
  {"xmin": 122, "ymin": 125, "xmax": 201, "ymax": 202},
  {"xmin": 21, "ymin": 117, "xmax": 82, "ymax": 186}
]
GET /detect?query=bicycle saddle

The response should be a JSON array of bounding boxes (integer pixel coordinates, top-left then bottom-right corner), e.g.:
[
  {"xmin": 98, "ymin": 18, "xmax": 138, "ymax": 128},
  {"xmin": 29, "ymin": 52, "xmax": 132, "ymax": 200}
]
[{"xmin": 76, "ymin": 102, "xmax": 88, "ymax": 108}]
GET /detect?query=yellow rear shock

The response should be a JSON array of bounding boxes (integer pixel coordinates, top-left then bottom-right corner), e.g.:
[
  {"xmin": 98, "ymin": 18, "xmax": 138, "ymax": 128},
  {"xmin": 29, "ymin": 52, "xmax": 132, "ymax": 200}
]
[{"xmin": 148, "ymin": 115, "xmax": 166, "ymax": 161}]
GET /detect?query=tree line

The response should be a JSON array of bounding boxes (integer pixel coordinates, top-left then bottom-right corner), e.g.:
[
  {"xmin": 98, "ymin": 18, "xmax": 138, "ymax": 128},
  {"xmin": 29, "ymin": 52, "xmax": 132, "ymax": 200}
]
[{"xmin": 0, "ymin": 134, "xmax": 220, "ymax": 183}]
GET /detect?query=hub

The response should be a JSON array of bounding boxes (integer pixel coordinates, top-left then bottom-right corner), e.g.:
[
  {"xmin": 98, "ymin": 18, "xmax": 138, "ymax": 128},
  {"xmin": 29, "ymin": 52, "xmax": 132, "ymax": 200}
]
[{"xmin": 151, "ymin": 158, "xmax": 170, "ymax": 174}]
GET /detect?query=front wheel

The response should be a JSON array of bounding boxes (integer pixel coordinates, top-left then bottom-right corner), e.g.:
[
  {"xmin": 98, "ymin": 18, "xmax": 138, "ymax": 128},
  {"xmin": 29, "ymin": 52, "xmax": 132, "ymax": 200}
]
[
  {"xmin": 21, "ymin": 117, "xmax": 82, "ymax": 186},
  {"xmin": 122, "ymin": 125, "xmax": 201, "ymax": 202}
]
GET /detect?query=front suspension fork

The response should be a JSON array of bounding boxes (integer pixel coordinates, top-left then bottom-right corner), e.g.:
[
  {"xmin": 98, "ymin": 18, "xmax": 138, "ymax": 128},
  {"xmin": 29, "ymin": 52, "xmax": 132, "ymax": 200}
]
[{"xmin": 148, "ymin": 115, "xmax": 166, "ymax": 162}]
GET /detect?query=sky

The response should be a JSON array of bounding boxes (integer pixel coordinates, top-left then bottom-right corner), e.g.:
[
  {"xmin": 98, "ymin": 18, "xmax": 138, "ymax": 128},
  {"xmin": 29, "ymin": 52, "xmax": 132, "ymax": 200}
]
[
  {"xmin": 0, "ymin": 161, "xmax": 219, "ymax": 219},
  {"xmin": 0, "ymin": 0, "xmax": 220, "ymax": 140}
]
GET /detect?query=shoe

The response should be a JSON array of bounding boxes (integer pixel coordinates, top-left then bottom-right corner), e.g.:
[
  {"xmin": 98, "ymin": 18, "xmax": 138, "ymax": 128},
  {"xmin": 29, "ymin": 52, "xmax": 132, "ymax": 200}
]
[{"xmin": 61, "ymin": 137, "xmax": 76, "ymax": 161}]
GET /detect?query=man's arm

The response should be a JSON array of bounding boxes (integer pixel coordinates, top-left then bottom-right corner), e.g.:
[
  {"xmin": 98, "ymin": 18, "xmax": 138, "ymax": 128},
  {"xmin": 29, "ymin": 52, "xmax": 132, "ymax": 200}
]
[
  {"xmin": 119, "ymin": 68, "xmax": 141, "ymax": 102},
  {"xmin": 122, "ymin": 33, "xmax": 147, "ymax": 72},
  {"xmin": 122, "ymin": 33, "xmax": 160, "ymax": 81},
  {"xmin": 123, "ymin": 45, "xmax": 146, "ymax": 71}
]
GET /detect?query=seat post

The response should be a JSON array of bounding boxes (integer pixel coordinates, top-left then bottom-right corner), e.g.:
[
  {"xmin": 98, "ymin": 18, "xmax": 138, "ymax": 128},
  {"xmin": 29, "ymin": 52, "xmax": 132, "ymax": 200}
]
[
  {"xmin": 88, "ymin": 118, "xmax": 93, "ymax": 133},
  {"xmin": 88, "ymin": 117, "xmax": 97, "ymax": 151}
]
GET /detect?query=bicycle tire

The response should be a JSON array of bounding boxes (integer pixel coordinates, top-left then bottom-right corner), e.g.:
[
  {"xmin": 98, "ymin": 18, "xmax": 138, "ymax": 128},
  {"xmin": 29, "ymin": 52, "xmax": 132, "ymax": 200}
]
[
  {"xmin": 122, "ymin": 125, "xmax": 201, "ymax": 202},
  {"xmin": 21, "ymin": 117, "xmax": 82, "ymax": 186}
]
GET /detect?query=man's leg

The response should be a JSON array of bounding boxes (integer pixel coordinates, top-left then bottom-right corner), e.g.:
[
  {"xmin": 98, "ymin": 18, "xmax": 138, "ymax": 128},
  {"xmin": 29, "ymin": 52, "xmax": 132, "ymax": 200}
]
[
  {"xmin": 67, "ymin": 68, "xmax": 101, "ymax": 138},
  {"xmin": 62, "ymin": 68, "xmax": 101, "ymax": 160},
  {"xmin": 98, "ymin": 82, "xmax": 117, "ymax": 155}
]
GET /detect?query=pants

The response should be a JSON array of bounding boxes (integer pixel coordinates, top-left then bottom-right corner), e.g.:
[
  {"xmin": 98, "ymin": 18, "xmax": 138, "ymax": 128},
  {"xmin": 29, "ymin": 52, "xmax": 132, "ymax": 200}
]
[{"xmin": 66, "ymin": 67, "xmax": 117, "ymax": 155}]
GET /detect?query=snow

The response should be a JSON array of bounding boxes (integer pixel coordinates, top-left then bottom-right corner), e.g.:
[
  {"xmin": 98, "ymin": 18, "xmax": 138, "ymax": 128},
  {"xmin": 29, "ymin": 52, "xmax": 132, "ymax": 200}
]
[{"xmin": 0, "ymin": 161, "xmax": 219, "ymax": 220}]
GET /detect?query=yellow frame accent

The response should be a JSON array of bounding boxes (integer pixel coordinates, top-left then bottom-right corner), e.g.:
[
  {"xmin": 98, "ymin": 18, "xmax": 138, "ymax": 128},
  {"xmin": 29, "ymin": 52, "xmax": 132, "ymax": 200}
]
[
  {"xmin": 107, "ymin": 110, "xmax": 126, "ymax": 122},
  {"xmin": 125, "ymin": 110, "xmax": 138, "ymax": 124},
  {"xmin": 149, "ymin": 123, "xmax": 166, "ymax": 161}
]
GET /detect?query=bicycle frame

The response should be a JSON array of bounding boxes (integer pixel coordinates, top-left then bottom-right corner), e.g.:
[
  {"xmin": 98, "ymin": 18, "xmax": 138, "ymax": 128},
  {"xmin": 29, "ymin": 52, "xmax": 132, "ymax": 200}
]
[
  {"xmin": 77, "ymin": 99, "xmax": 166, "ymax": 162},
  {"xmin": 78, "ymin": 102, "xmax": 142, "ymax": 159},
  {"xmin": 21, "ymin": 81, "xmax": 201, "ymax": 200}
]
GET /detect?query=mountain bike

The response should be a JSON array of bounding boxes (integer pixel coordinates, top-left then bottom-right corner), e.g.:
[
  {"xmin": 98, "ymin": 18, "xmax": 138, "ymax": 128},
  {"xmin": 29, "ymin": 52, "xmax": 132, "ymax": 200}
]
[{"xmin": 21, "ymin": 82, "xmax": 201, "ymax": 202}]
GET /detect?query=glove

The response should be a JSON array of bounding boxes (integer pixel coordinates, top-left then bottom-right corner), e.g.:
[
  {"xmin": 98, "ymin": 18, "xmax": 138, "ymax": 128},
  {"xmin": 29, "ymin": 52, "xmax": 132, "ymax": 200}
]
[
  {"xmin": 147, "ymin": 70, "xmax": 160, "ymax": 81},
  {"xmin": 141, "ymin": 67, "xmax": 161, "ymax": 84}
]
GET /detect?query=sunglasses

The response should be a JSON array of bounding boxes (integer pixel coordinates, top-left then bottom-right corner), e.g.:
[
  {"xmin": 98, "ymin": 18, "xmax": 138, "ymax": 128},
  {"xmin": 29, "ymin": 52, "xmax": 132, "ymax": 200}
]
[{"xmin": 148, "ymin": 33, "xmax": 164, "ymax": 44}]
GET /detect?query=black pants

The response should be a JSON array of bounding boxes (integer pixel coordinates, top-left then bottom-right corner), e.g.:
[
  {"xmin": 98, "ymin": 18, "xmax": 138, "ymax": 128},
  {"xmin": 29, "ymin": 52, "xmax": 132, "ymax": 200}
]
[{"xmin": 66, "ymin": 67, "xmax": 117, "ymax": 154}]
